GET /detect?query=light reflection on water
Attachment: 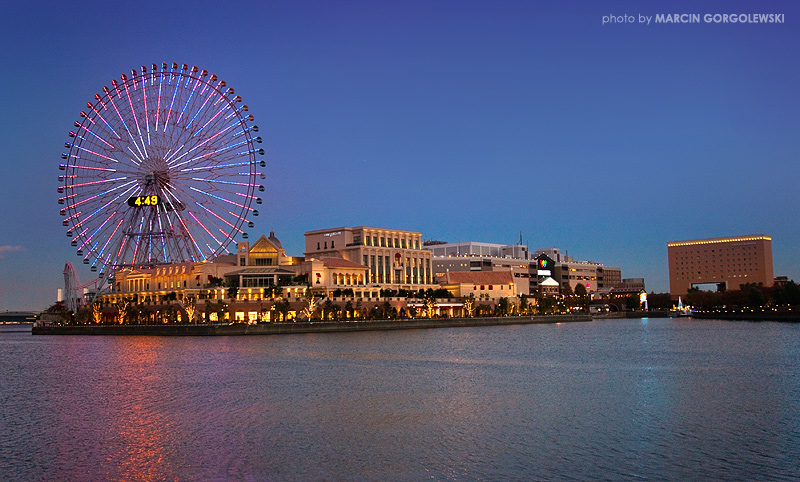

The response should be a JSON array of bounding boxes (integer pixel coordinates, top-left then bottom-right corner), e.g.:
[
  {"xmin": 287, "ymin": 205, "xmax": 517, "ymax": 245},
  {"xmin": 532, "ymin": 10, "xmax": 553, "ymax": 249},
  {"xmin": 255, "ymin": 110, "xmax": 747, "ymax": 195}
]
[{"xmin": 1, "ymin": 319, "xmax": 799, "ymax": 481}]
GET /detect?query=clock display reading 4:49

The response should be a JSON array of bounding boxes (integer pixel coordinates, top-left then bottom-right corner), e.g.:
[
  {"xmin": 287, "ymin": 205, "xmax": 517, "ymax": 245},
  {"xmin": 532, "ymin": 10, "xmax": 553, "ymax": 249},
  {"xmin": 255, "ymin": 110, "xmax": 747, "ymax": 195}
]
[{"xmin": 127, "ymin": 195, "xmax": 160, "ymax": 207}]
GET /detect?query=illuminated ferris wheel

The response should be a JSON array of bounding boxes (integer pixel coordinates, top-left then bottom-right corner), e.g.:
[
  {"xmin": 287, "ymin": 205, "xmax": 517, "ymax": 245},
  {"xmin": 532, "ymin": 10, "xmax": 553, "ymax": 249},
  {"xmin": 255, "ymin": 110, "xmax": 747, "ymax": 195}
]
[{"xmin": 58, "ymin": 63, "xmax": 264, "ymax": 277}]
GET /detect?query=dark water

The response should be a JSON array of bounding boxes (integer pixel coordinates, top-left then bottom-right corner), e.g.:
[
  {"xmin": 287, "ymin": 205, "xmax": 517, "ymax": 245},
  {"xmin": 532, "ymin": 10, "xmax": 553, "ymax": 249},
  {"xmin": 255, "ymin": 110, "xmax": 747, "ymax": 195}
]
[{"xmin": 1, "ymin": 318, "xmax": 799, "ymax": 481}]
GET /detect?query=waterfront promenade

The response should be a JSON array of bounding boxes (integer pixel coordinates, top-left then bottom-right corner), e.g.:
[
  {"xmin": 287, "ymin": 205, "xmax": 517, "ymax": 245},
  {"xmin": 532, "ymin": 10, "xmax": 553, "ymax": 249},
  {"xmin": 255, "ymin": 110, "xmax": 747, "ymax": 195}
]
[{"xmin": 32, "ymin": 314, "xmax": 594, "ymax": 336}]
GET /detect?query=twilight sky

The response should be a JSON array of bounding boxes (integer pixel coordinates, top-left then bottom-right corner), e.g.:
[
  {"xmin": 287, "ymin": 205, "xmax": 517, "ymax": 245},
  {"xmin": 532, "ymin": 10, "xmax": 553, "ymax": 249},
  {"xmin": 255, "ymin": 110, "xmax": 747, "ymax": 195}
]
[{"xmin": 1, "ymin": 0, "xmax": 798, "ymax": 310}]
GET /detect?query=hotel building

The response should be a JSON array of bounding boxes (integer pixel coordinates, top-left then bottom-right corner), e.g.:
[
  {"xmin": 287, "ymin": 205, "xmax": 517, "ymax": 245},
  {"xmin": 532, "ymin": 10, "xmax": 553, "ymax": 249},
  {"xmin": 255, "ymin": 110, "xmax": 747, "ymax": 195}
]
[
  {"xmin": 304, "ymin": 226, "xmax": 436, "ymax": 295},
  {"xmin": 667, "ymin": 234, "xmax": 774, "ymax": 297}
]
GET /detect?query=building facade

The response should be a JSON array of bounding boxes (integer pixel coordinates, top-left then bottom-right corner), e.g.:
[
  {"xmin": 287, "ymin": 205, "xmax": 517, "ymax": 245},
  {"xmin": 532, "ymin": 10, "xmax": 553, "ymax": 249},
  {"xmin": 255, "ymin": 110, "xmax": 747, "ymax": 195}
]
[
  {"xmin": 104, "ymin": 232, "xmax": 308, "ymax": 305},
  {"xmin": 667, "ymin": 234, "xmax": 774, "ymax": 297},
  {"xmin": 429, "ymin": 243, "xmax": 628, "ymax": 296},
  {"xmin": 304, "ymin": 226, "xmax": 436, "ymax": 295},
  {"xmin": 436, "ymin": 271, "xmax": 517, "ymax": 299}
]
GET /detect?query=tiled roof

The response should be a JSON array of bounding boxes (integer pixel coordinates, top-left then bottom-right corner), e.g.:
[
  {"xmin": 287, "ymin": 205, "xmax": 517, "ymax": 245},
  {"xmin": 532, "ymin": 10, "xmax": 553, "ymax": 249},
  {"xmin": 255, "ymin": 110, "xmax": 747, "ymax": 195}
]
[{"xmin": 437, "ymin": 271, "xmax": 514, "ymax": 285}]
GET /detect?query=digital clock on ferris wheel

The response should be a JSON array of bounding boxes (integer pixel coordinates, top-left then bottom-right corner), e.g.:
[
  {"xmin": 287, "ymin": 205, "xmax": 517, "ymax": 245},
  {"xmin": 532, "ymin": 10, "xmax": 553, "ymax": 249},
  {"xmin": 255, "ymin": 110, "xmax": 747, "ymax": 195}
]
[{"xmin": 127, "ymin": 195, "xmax": 161, "ymax": 207}]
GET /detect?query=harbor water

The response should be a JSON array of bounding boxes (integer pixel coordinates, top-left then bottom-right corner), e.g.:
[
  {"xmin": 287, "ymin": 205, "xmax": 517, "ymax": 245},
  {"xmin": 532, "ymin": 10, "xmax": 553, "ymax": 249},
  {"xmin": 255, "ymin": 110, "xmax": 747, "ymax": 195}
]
[{"xmin": 1, "ymin": 318, "xmax": 799, "ymax": 481}]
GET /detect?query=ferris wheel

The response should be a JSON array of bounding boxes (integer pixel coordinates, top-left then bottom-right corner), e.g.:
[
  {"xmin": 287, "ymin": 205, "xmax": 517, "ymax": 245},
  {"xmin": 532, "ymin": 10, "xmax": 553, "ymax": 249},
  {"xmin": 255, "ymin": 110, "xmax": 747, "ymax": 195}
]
[{"xmin": 58, "ymin": 63, "xmax": 264, "ymax": 277}]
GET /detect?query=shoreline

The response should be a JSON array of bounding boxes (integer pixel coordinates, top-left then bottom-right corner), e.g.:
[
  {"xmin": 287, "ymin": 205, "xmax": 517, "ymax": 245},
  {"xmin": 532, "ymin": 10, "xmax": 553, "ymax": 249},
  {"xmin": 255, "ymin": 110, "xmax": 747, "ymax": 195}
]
[
  {"xmin": 32, "ymin": 310, "xmax": 800, "ymax": 336},
  {"xmin": 32, "ymin": 314, "xmax": 594, "ymax": 336}
]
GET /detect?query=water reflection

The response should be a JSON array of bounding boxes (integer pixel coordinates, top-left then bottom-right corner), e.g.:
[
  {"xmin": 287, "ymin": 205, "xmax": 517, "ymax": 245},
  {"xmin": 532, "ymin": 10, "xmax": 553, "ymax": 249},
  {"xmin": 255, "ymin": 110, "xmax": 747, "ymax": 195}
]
[
  {"xmin": 104, "ymin": 338, "xmax": 181, "ymax": 482},
  {"xmin": 2, "ymin": 321, "xmax": 800, "ymax": 481}
]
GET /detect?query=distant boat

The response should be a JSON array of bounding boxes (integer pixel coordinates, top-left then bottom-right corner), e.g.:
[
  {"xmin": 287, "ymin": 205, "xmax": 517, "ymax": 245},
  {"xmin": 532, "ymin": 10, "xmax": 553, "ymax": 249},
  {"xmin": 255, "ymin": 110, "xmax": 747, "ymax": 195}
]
[{"xmin": 669, "ymin": 297, "xmax": 692, "ymax": 318}]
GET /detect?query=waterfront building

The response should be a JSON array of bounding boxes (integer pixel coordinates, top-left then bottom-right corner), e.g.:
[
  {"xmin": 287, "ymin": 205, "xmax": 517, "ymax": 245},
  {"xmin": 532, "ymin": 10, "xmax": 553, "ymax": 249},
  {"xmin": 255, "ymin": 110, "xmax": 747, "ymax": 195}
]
[
  {"xmin": 667, "ymin": 234, "xmax": 774, "ymax": 297},
  {"xmin": 429, "ymin": 242, "xmax": 627, "ymax": 296},
  {"xmin": 547, "ymin": 256, "xmax": 600, "ymax": 293},
  {"xmin": 102, "ymin": 232, "xmax": 309, "ymax": 306},
  {"xmin": 304, "ymin": 226, "xmax": 436, "ymax": 296},
  {"xmin": 539, "ymin": 276, "xmax": 560, "ymax": 295},
  {"xmin": 603, "ymin": 268, "xmax": 623, "ymax": 289},
  {"xmin": 619, "ymin": 278, "xmax": 645, "ymax": 291},
  {"xmin": 426, "ymin": 241, "xmax": 533, "ymax": 294},
  {"xmin": 425, "ymin": 241, "xmax": 530, "ymax": 260},
  {"xmin": 436, "ymin": 271, "xmax": 517, "ymax": 299},
  {"xmin": 533, "ymin": 249, "xmax": 618, "ymax": 294},
  {"xmin": 301, "ymin": 257, "xmax": 370, "ymax": 296}
]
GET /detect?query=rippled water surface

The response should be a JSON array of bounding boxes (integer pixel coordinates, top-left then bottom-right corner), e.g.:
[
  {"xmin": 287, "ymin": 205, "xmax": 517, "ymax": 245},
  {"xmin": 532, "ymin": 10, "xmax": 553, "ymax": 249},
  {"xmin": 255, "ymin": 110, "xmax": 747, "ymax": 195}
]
[{"xmin": 2, "ymin": 319, "xmax": 799, "ymax": 481}]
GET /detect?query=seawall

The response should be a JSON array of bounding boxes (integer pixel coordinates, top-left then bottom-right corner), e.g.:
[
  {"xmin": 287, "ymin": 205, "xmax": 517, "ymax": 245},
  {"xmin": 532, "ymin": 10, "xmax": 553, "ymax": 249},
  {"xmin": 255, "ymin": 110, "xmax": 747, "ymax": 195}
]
[
  {"xmin": 691, "ymin": 311, "xmax": 800, "ymax": 322},
  {"xmin": 32, "ymin": 314, "xmax": 592, "ymax": 336}
]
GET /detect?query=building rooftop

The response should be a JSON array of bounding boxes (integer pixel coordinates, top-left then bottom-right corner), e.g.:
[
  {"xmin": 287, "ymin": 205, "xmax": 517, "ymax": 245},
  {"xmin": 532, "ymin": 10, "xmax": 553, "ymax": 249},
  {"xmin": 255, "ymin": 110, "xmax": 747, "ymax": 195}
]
[
  {"xmin": 438, "ymin": 271, "xmax": 514, "ymax": 285},
  {"xmin": 319, "ymin": 258, "xmax": 368, "ymax": 269},
  {"xmin": 667, "ymin": 234, "xmax": 771, "ymax": 247}
]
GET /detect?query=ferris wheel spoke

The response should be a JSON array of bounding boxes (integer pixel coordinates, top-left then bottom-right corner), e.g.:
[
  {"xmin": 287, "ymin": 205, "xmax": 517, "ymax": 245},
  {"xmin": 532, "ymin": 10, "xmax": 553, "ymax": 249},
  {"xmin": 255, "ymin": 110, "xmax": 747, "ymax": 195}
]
[
  {"xmin": 155, "ymin": 214, "xmax": 168, "ymax": 262},
  {"xmin": 190, "ymin": 98, "xmax": 232, "ymax": 137},
  {"xmin": 76, "ymin": 210, "xmax": 119, "ymax": 251},
  {"xmin": 174, "ymin": 115, "xmax": 246, "ymax": 163},
  {"xmin": 190, "ymin": 177, "xmax": 253, "ymax": 188},
  {"xmin": 71, "ymin": 191, "xmax": 127, "ymax": 231},
  {"xmin": 180, "ymin": 160, "xmax": 251, "ymax": 172},
  {"xmin": 138, "ymin": 68, "xmax": 152, "ymax": 144},
  {"xmin": 155, "ymin": 64, "xmax": 165, "ymax": 131},
  {"xmin": 63, "ymin": 177, "xmax": 128, "ymax": 191},
  {"xmin": 186, "ymin": 83, "xmax": 216, "ymax": 128},
  {"xmin": 98, "ymin": 218, "xmax": 126, "ymax": 259},
  {"xmin": 126, "ymin": 84, "xmax": 149, "ymax": 160},
  {"xmin": 163, "ymin": 146, "xmax": 189, "ymax": 166},
  {"xmin": 69, "ymin": 182, "xmax": 138, "ymax": 210},
  {"xmin": 74, "ymin": 122, "xmax": 117, "ymax": 150},
  {"xmin": 69, "ymin": 134, "xmax": 117, "ymax": 158},
  {"xmin": 194, "ymin": 202, "xmax": 244, "ymax": 234},
  {"xmin": 156, "ymin": 186, "xmax": 205, "ymax": 259},
  {"xmin": 122, "ymin": 75, "xmax": 146, "ymax": 154},
  {"xmin": 188, "ymin": 186, "xmax": 253, "ymax": 212},
  {"xmin": 171, "ymin": 132, "xmax": 236, "ymax": 169},
  {"xmin": 124, "ymin": 146, "xmax": 144, "ymax": 166},
  {"xmin": 87, "ymin": 103, "xmax": 123, "ymax": 143},
  {"xmin": 62, "ymin": 149, "xmax": 120, "ymax": 166},
  {"xmin": 129, "ymin": 215, "xmax": 147, "ymax": 264},
  {"xmin": 82, "ymin": 215, "xmax": 124, "ymax": 270},
  {"xmin": 173, "ymin": 211, "xmax": 204, "ymax": 261},
  {"xmin": 188, "ymin": 211, "xmax": 223, "ymax": 249},
  {"xmin": 174, "ymin": 73, "xmax": 200, "ymax": 127},
  {"xmin": 172, "ymin": 138, "xmax": 250, "ymax": 170},
  {"xmin": 106, "ymin": 83, "xmax": 146, "ymax": 162}
]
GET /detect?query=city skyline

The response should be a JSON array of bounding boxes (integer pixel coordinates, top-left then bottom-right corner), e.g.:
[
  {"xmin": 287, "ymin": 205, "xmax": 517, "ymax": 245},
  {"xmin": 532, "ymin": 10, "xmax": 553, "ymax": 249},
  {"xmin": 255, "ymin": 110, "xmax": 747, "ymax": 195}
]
[{"xmin": 1, "ymin": 0, "xmax": 798, "ymax": 310}]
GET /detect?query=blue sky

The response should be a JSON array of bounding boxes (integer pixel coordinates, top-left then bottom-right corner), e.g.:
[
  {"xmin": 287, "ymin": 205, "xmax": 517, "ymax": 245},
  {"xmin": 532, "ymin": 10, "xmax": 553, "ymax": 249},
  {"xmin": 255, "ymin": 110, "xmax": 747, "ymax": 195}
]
[{"xmin": 1, "ymin": 0, "xmax": 798, "ymax": 310}]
